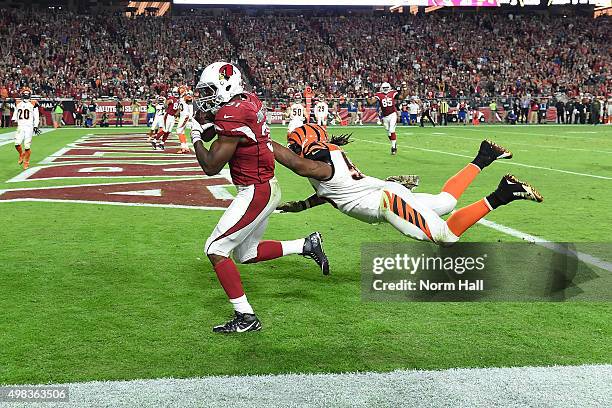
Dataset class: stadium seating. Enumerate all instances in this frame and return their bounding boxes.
[0,9,609,101]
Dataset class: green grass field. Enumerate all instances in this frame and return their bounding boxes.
[0,123,610,385]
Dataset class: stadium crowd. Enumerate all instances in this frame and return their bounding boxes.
[0,9,610,103]
[0,9,231,100]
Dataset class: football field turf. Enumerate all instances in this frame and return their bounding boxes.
[0,123,610,385]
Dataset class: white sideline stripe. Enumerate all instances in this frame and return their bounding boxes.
[353,137,612,180]
[478,219,612,273]
[0,198,229,211]
[418,133,612,155]
[459,127,612,141]
[0,128,55,147]
[7,365,610,408]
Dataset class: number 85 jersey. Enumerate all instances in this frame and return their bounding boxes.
[374,90,399,117]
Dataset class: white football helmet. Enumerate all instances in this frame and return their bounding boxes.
[380,82,392,93]
[195,62,244,113]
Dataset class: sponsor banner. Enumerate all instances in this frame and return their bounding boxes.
[92,101,149,125]
[361,242,611,302]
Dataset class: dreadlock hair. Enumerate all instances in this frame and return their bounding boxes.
[329,133,353,146]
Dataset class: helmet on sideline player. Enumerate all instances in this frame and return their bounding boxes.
[195,62,244,114]
[20,87,32,101]
[380,82,391,93]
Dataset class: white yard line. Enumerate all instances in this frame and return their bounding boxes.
[415,133,612,155]
[354,137,612,180]
[458,126,611,141]
[477,219,612,273]
[5,364,610,408]
[0,128,55,147]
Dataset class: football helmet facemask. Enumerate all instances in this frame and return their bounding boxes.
[195,62,244,114]
[21,87,32,101]
[380,82,391,93]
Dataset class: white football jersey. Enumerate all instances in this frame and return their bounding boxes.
[179,99,194,119]
[315,102,328,116]
[155,102,166,116]
[12,100,39,128]
[289,103,305,120]
[309,149,385,222]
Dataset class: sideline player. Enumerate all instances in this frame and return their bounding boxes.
[314,95,328,127]
[12,88,41,169]
[148,96,166,143]
[368,83,409,155]
[152,87,180,150]
[192,62,329,333]
[287,93,305,134]
[175,87,194,154]
[273,125,543,246]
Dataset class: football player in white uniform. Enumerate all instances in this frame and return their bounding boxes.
[12,88,40,169]
[287,93,305,134]
[314,95,329,127]
[147,96,166,142]
[273,125,543,246]
[175,87,194,154]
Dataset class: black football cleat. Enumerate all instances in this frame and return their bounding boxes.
[302,232,330,275]
[495,174,544,204]
[150,141,157,150]
[158,142,165,151]
[213,311,261,334]
[391,147,397,155]
[472,140,512,169]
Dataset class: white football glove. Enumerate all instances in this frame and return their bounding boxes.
[190,119,214,145]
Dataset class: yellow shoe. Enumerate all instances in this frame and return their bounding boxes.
[23,161,29,170]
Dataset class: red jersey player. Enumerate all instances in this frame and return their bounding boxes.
[191,62,329,333]
[152,87,180,150]
[369,82,409,155]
